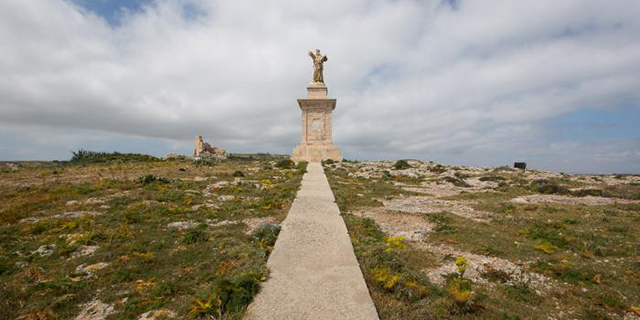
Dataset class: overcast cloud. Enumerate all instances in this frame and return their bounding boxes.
[1,0,639,173]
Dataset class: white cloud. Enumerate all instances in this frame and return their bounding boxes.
[0,0,639,173]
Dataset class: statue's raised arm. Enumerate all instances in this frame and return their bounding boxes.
[309,49,327,84]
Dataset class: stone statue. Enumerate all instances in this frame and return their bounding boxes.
[308,49,328,84]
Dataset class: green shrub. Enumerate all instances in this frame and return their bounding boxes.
[530,179,569,195]
[183,226,209,244]
[138,174,170,185]
[275,159,295,169]
[190,272,263,317]
[442,176,471,188]
[194,157,217,167]
[296,161,308,174]
[429,164,446,174]
[504,283,541,304]
[252,223,281,247]
[322,159,335,166]
[454,172,470,179]
[527,221,568,247]
[571,189,604,197]
[232,170,245,177]
[393,160,411,170]
[71,149,158,163]
[428,213,455,233]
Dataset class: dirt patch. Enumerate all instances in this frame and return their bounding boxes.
[510,194,639,206]
[383,196,489,221]
[242,216,278,235]
[352,207,432,242]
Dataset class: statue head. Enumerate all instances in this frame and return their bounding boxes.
[315,49,321,55]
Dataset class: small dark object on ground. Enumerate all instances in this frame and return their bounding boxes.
[233,170,245,177]
[393,160,411,170]
[443,176,471,188]
[479,176,506,182]
[514,162,527,170]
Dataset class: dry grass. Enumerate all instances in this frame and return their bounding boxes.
[0,156,305,320]
[325,161,640,320]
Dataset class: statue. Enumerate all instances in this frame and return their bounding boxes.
[308,49,328,84]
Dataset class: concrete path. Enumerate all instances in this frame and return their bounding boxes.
[245,163,379,320]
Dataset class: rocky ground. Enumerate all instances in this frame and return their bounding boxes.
[0,155,306,320]
[325,159,640,320]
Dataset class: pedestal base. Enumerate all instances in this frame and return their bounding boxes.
[291,143,341,163]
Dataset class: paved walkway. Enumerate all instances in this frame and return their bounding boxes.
[245,163,379,320]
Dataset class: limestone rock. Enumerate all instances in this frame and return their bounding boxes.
[167,220,199,230]
[163,153,185,160]
[74,299,114,320]
[72,245,99,258]
[33,244,57,257]
[193,135,227,159]
[138,309,176,320]
[76,262,109,275]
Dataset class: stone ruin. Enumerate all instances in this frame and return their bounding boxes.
[193,135,227,160]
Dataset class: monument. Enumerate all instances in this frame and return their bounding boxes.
[291,49,342,162]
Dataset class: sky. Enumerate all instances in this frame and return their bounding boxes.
[1,0,639,174]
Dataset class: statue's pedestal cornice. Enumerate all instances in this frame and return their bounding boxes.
[306,83,328,99]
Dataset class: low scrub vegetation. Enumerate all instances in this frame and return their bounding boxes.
[0,155,304,319]
[71,149,159,164]
[326,161,640,320]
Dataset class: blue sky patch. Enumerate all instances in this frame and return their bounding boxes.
[71,0,154,26]
[552,106,640,141]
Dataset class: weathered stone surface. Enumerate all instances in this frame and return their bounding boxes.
[72,245,99,258]
[291,85,341,163]
[193,135,227,159]
[245,163,378,320]
[76,262,109,275]
[74,299,114,320]
[162,153,184,160]
[33,244,57,257]
[138,309,176,320]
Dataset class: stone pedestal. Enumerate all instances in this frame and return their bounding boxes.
[291,83,341,163]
